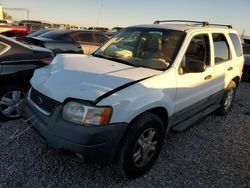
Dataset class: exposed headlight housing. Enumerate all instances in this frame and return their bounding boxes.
[62,101,112,126]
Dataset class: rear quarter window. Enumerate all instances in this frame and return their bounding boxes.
[229,33,243,57]
[94,34,108,44]
[73,32,94,43]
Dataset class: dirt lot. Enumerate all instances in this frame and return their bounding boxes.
[1,83,250,188]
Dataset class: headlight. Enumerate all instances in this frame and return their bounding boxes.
[62,101,112,126]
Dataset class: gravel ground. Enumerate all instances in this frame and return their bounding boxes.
[1,83,250,188]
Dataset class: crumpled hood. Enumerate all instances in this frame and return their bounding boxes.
[31,54,162,102]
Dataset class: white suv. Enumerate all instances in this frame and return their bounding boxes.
[22,20,244,178]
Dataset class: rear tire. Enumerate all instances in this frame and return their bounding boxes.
[115,112,165,179]
[216,81,237,115]
[0,85,27,121]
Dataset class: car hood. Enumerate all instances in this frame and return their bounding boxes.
[31,54,162,103]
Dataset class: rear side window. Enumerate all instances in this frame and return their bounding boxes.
[212,33,231,64]
[229,33,243,57]
[94,34,108,44]
[0,42,10,55]
[74,32,94,43]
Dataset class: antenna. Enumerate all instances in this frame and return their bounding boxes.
[96,1,104,27]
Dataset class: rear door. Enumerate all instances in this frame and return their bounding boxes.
[212,33,235,92]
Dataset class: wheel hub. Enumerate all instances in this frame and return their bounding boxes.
[0,90,26,118]
[133,128,158,168]
[224,89,234,110]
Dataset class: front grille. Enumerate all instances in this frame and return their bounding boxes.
[30,88,59,114]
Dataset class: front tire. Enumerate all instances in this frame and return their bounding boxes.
[216,81,237,115]
[115,112,165,179]
[0,85,27,121]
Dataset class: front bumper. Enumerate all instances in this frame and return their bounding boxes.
[22,98,128,163]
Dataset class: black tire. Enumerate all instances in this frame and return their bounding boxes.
[216,81,237,115]
[0,85,27,121]
[115,112,165,179]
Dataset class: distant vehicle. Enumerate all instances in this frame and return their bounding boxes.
[111,27,123,32]
[16,28,56,43]
[0,20,8,24]
[243,44,250,55]
[0,23,29,37]
[106,27,124,37]
[243,37,250,55]
[69,25,79,30]
[18,29,109,55]
[26,28,56,37]
[242,55,250,82]
[0,35,54,120]
[88,27,109,31]
[17,20,52,34]
[243,37,250,45]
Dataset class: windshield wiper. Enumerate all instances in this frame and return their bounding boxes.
[92,54,138,67]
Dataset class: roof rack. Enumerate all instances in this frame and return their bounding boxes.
[153,20,232,29]
[207,23,232,29]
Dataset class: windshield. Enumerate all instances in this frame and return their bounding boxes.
[94,27,185,70]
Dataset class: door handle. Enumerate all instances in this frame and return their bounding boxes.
[204,75,212,80]
[227,67,233,71]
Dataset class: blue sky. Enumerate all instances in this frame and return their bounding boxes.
[1,0,250,35]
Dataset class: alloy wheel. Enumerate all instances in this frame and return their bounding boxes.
[224,89,234,110]
[133,128,159,168]
[0,90,26,118]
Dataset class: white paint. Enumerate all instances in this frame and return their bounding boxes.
[31,54,162,103]
[30,25,244,124]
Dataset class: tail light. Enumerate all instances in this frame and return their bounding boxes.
[40,57,54,64]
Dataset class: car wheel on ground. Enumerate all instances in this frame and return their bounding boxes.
[217,81,237,115]
[115,112,165,179]
[0,85,26,121]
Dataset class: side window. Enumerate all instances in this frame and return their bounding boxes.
[76,32,94,43]
[95,34,108,44]
[212,33,231,64]
[60,34,74,42]
[229,33,243,57]
[0,42,10,55]
[183,34,210,68]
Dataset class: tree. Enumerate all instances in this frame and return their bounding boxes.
[3,11,12,21]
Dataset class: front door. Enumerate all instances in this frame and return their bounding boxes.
[174,33,215,124]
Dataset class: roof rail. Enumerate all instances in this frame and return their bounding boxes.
[153,20,232,29]
[207,24,232,29]
[153,20,209,26]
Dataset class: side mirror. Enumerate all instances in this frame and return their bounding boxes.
[184,60,206,73]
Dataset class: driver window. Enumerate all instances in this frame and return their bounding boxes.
[182,34,210,70]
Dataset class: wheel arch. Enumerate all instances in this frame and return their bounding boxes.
[112,106,169,162]
[232,76,240,86]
